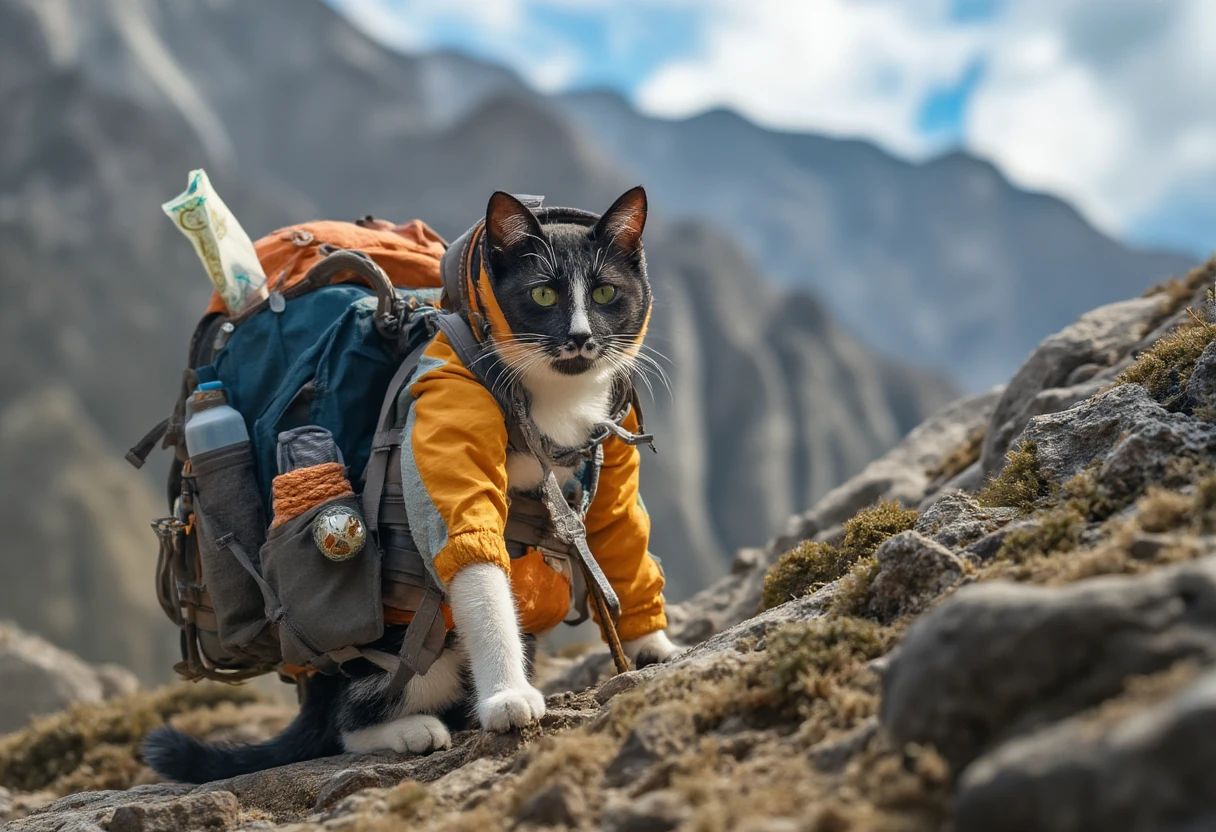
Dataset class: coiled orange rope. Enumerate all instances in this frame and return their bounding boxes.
[271,462,353,528]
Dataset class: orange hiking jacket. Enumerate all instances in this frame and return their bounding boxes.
[399,330,667,643]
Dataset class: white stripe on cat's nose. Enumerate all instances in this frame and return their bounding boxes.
[569,274,592,339]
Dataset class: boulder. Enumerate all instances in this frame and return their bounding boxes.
[882,557,1216,771]
[956,667,1216,832]
[864,531,967,622]
[980,296,1168,476]
[1020,384,1216,491]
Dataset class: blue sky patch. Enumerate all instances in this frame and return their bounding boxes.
[916,58,985,144]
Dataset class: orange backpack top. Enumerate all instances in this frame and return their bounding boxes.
[203,218,448,317]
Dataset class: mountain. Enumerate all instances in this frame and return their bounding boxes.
[557,91,1195,390]
[0,0,959,674]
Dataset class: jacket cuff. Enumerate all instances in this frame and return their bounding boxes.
[433,530,512,584]
[614,603,668,643]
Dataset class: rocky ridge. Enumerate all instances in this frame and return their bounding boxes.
[6,253,1216,829]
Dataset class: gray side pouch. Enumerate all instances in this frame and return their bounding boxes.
[189,442,280,664]
[260,494,384,668]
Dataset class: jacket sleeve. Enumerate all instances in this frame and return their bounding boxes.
[584,408,667,642]
[400,332,512,585]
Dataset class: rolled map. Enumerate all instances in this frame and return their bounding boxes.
[162,169,268,314]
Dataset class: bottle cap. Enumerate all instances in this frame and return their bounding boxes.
[198,381,223,391]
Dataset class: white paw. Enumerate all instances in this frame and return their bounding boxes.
[478,685,546,732]
[623,630,681,669]
[341,714,452,755]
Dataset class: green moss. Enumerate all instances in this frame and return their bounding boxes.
[0,683,260,793]
[841,501,920,560]
[997,504,1086,562]
[762,542,854,610]
[977,441,1051,512]
[761,501,918,611]
[1116,310,1216,402]
[760,618,890,705]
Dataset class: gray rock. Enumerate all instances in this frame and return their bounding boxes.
[312,768,384,811]
[541,649,616,696]
[962,518,1038,561]
[0,787,14,823]
[514,781,585,828]
[1184,339,1216,410]
[865,531,967,622]
[604,705,697,787]
[0,621,137,734]
[882,557,1216,771]
[663,388,1001,653]
[981,296,1167,476]
[601,790,690,832]
[913,492,1017,550]
[108,791,239,832]
[596,671,645,705]
[808,718,879,773]
[956,667,1216,832]
[6,786,194,832]
[1021,384,1216,491]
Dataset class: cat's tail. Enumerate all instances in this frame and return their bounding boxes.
[141,673,342,784]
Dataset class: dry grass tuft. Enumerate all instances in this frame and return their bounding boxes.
[0,683,262,794]
[1136,487,1196,533]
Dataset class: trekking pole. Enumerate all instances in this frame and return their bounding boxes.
[581,561,630,674]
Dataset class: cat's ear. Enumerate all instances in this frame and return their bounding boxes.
[595,186,647,255]
[485,191,544,256]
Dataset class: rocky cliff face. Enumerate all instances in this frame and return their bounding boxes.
[6,248,1216,829]
[0,0,959,678]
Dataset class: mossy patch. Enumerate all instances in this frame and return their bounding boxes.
[1116,308,1216,403]
[762,502,918,611]
[762,542,854,610]
[977,441,1051,512]
[0,683,262,794]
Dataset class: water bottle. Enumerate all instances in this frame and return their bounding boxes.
[185,381,248,457]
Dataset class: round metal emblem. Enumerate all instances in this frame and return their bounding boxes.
[311,504,366,562]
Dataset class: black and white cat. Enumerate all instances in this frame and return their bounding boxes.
[143,187,678,783]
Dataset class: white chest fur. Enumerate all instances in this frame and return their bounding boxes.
[505,363,615,493]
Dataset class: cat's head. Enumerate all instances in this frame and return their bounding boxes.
[482,186,651,380]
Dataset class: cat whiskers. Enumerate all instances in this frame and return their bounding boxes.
[601,336,673,402]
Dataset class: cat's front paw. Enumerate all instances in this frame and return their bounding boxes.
[478,685,546,732]
[624,630,682,669]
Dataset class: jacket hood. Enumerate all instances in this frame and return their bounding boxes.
[439,204,650,347]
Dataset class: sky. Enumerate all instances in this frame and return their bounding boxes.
[325,0,1216,260]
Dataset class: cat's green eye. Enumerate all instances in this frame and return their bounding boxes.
[531,286,558,307]
[592,285,617,304]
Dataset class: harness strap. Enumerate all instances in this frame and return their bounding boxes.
[387,586,446,696]
[362,313,438,533]
[127,417,170,469]
[513,401,630,674]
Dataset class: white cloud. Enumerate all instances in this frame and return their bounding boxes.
[636,0,979,157]
[966,0,1216,239]
[330,0,1216,252]
[634,0,1216,246]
